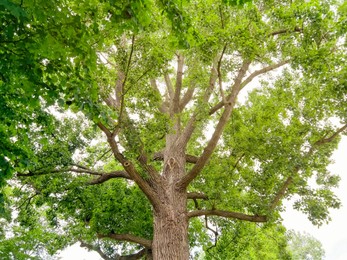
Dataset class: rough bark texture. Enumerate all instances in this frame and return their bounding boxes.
[151,134,189,259]
[152,187,189,260]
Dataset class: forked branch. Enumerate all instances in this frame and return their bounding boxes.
[209,60,289,115]
[97,122,160,208]
[178,60,251,188]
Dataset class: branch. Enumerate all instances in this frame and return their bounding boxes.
[171,54,184,115]
[179,86,195,112]
[80,241,148,260]
[209,60,290,115]
[217,44,228,104]
[188,209,267,223]
[164,73,174,100]
[97,122,160,208]
[178,60,251,188]
[314,123,347,146]
[98,233,152,249]
[205,216,218,251]
[240,60,290,90]
[118,249,149,260]
[150,78,169,114]
[269,176,293,211]
[88,171,132,185]
[187,192,209,200]
[269,26,303,36]
[269,123,347,211]
[17,167,104,177]
[80,241,111,260]
[179,57,219,146]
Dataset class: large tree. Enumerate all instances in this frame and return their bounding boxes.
[1,0,347,259]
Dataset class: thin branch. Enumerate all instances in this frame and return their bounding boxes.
[217,44,228,104]
[314,123,347,146]
[88,171,132,185]
[164,73,174,100]
[150,78,169,114]
[188,209,267,223]
[209,60,289,115]
[17,167,103,177]
[269,123,347,211]
[269,26,303,36]
[240,60,290,89]
[179,86,195,112]
[119,34,136,125]
[80,241,111,260]
[179,57,219,146]
[97,233,152,249]
[205,216,219,251]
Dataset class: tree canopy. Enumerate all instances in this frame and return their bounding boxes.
[1,0,347,259]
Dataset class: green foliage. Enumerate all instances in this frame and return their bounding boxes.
[1,0,346,258]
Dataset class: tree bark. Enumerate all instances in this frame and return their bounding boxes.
[152,140,189,260]
[152,186,189,260]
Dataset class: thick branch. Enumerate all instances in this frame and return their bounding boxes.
[188,209,267,223]
[187,192,209,200]
[171,54,184,115]
[97,122,160,208]
[98,233,152,249]
[178,60,251,188]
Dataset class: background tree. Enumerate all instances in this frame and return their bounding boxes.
[287,230,325,260]
[1,0,347,259]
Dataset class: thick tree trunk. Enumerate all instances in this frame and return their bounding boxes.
[152,187,189,260]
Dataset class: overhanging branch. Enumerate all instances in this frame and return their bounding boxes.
[98,233,152,249]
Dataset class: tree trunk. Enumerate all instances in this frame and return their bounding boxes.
[152,184,189,260]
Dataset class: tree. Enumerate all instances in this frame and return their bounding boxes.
[287,230,325,260]
[1,0,347,259]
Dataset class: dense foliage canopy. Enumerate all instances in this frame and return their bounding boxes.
[1,0,347,259]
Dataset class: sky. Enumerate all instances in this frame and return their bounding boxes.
[58,137,347,259]
[282,137,347,260]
